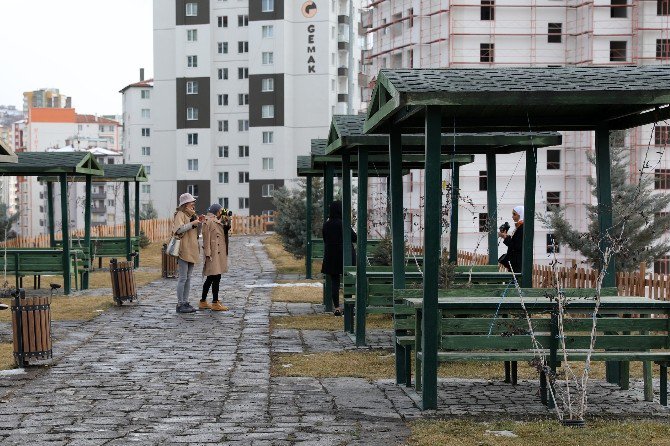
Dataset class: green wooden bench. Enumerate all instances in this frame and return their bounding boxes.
[392,287,620,387]
[398,290,670,409]
[311,238,383,261]
[56,237,140,269]
[0,248,88,292]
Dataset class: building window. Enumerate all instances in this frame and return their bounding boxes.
[262,52,274,65]
[218,94,228,106]
[238,120,249,132]
[478,213,488,232]
[238,93,249,105]
[141,146,151,156]
[262,105,275,119]
[262,184,275,197]
[658,0,669,15]
[218,172,229,184]
[262,25,274,38]
[611,0,628,18]
[238,67,249,79]
[547,234,560,253]
[481,0,494,20]
[262,78,275,92]
[220,197,229,208]
[657,39,670,60]
[142,128,150,137]
[547,191,560,211]
[548,23,562,43]
[239,197,249,209]
[655,256,670,274]
[187,159,199,171]
[218,16,228,27]
[610,41,627,62]
[186,107,198,120]
[238,41,249,53]
[218,68,228,80]
[547,150,561,169]
[141,184,151,193]
[186,80,199,94]
[145,166,151,175]
[238,14,248,26]
[656,126,669,145]
[187,29,198,41]
[218,42,228,54]
[218,120,229,132]
[262,131,274,144]
[480,43,494,62]
[262,0,274,12]
[479,170,487,191]
[187,55,198,67]
[187,184,198,196]
[218,146,229,158]
[186,2,198,16]
[262,157,274,170]
[239,172,249,183]
[141,109,151,118]
[655,169,670,189]
[141,89,150,99]
[187,133,198,145]
[238,145,249,157]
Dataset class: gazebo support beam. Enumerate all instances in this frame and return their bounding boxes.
[134,181,140,268]
[60,174,71,295]
[342,154,352,271]
[47,182,55,248]
[83,176,92,290]
[323,165,335,312]
[521,147,537,289]
[449,164,460,264]
[355,149,369,347]
[305,176,313,279]
[486,153,498,265]
[124,182,131,261]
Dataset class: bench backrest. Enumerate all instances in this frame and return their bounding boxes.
[311,238,384,260]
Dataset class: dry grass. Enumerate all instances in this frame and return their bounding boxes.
[272,351,396,380]
[44,270,159,291]
[271,314,393,331]
[271,286,323,303]
[408,419,670,446]
[261,235,321,275]
[0,295,115,322]
[138,242,164,269]
[0,343,14,370]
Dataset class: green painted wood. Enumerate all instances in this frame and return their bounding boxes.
[124,182,131,261]
[356,148,369,346]
[486,153,498,264]
[323,164,334,312]
[442,317,668,333]
[403,296,670,311]
[421,105,442,409]
[47,181,55,248]
[134,181,140,268]
[390,129,406,290]
[83,176,92,290]
[449,163,460,264]
[342,154,353,272]
[432,351,670,362]
[305,176,313,279]
[454,265,500,272]
[60,173,71,295]
[521,146,536,287]
[441,335,668,350]
[595,126,616,287]
[394,287,620,299]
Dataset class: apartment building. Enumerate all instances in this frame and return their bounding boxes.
[362,0,670,268]
[23,88,71,115]
[141,0,362,218]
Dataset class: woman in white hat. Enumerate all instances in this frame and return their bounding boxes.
[172,193,204,313]
[498,206,524,273]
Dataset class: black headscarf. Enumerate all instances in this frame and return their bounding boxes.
[329,200,343,220]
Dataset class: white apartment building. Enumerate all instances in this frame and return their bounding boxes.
[142,0,362,218]
[363,0,670,269]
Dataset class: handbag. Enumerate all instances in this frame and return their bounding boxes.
[166,235,181,257]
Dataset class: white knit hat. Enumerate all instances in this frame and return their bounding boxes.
[178,193,196,207]
[513,205,525,221]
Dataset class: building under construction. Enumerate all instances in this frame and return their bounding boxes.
[359,0,670,270]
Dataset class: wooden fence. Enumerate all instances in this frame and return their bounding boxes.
[1,214,276,248]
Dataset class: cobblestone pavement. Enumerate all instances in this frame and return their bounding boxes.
[0,235,668,446]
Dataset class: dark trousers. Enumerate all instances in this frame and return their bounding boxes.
[202,274,221,301]
[330,274,341,309]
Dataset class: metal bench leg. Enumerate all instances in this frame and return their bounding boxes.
[643,361,653,402]
[344,304,353,333]
[540,371,547,406]
[33,275,37,290]
[404,346,412,387]
[511,361,518,385]
[504,361,511,383]
[618,361,630,390]
[661,364,668,407]
[395,343,406,385]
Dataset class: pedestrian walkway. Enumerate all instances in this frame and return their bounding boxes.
[0,235,667,445]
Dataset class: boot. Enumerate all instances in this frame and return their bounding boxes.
[211,301,229,312]
[199,300,212,310]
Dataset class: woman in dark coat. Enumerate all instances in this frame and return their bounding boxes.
[321,200,357,316]
[499,206,524,273]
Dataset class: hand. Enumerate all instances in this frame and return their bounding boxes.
[498,231,507,238]
[198,214,205,222]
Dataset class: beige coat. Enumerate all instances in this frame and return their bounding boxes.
[202,213,229,276]
[172,210,200,264]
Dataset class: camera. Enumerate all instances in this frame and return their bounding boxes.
[499,221,510,233]
[221,208,233,217]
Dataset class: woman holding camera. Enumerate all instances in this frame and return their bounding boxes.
[200,203,229,311]
[498,206,524,273]
[172,193,204,313]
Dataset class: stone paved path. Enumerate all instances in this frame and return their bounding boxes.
[0,235,667,445]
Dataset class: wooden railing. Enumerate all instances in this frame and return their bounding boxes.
[1,214,276,248]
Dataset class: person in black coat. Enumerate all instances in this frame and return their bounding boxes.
[321,200,357,316]
[499,206,524,273]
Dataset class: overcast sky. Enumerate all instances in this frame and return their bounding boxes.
[0,0,153,116]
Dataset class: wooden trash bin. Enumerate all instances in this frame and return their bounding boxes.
[161,244,178,279]
[11,289,52,368]
[110,258,137,305]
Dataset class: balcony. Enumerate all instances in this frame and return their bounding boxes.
[92,207,106,215]
[91,192,106,199]
[338,14,349,24]
[338,41,349,51]
[338,94,348,103]
[338,66,348,76]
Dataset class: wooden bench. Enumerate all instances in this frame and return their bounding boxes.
[56,237,140,269]
[0,248,88,292]
[399,291,670,409]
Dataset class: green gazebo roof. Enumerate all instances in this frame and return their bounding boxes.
[0,152,104,176]
[39,163,149,183]
[364,66,670,134]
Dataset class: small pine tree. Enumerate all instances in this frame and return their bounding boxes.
[542,131,670,272]
[272,178,324,259]
[0,203,19,241]
[139,200,158,220]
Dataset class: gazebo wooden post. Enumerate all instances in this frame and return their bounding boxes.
[83,175,92,290]
[323,164,335,312]
[59,173,71,295]
[449,163,460,264]
[124,182,132,262]
[305,176,313,279]
[342,154,353,272]
[134,180,141,268]
[47,181,56,248]
[521,146,537,289]
[486,153,498,265]
[355,149,369,346]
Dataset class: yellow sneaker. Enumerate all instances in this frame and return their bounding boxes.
[211,301,229,312]
[198,301,212,310]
